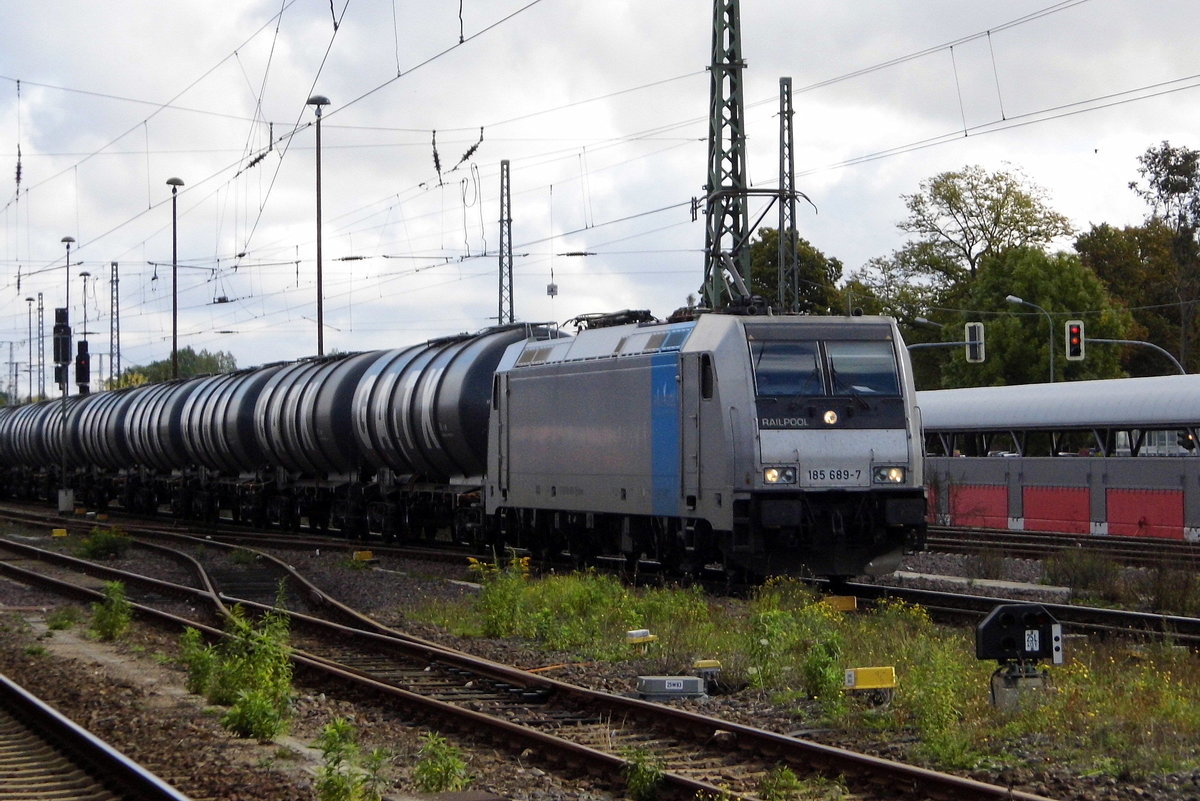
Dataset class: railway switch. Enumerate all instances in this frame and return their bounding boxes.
[976,603,1064,708]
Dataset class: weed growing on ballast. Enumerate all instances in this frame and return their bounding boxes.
[411,731,471,793]
[90,581,132,641]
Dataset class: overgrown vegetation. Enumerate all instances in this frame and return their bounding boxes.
[314,717,391,801]
[1045,550,1200,615]
[90,581,132,641]
[46,606,82,631]
[74,526,132,560]
[411,731,471,793]
[622,747,664,801]
[178,603,294,740]
[415,568,1200,777]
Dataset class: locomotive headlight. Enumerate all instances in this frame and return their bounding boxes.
[872,466,906,484]
[822,410,838,425]
[763,466,797,484]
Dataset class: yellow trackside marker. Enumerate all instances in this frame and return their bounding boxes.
[823,595,858,612]
[51,528,68,538]
[352,551,375,562]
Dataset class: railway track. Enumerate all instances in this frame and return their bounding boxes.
[0,531,1059,801]
[0,672,191,801]
[927,525,1200,568]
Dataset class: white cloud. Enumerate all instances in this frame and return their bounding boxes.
[1,0,1199,394]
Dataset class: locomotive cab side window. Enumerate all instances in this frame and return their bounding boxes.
[750,342,821,396]
[826,341,900,396]
[701,353,715,400]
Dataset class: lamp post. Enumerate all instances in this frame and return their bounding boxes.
[307,94,330,356]
[59,235,74,513]
[1006,294,1054,383]
[167,177,184,379]
[24,296,33,402]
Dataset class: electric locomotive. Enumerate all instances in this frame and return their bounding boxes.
[487,313,926,577]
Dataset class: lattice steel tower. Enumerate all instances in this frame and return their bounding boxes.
[777,77,800,314]
[702,0,751,310]
[498,160,514,325]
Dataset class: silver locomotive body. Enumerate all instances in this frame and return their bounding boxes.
[487,314,926,577]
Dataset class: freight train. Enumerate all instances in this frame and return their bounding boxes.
[0,312,928,578]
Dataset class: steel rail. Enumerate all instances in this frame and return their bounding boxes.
[0,537,1060,801]
[0,672,193,801]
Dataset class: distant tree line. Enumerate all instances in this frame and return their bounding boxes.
[106,346,237,389]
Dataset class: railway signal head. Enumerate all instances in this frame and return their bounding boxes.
[1065,320,1084,361]
[965,322,985,363]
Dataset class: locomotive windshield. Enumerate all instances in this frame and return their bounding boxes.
[750,340,899,397]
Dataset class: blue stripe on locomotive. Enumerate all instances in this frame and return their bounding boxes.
[650,352,680,516]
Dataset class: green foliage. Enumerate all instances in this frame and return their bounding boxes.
[74,526,132,560]
[314,717,391,801]
[90,581,132,641]
[415,569,1200,775]
[622,747,665,801]
[222,687,289,740]
[182,606,293,739]
[179,626,218,695]
[747,227,842,314]
[899,164,1073,277]
[994,641,1200,777]
[411,732,471,793]
[940,246,1132,388]
[46,606,82,630]
[115,346,237,385]
[472,559,639,655]
[1043,550,1123,602]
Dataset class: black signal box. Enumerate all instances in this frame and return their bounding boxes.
[976,603,1064,664]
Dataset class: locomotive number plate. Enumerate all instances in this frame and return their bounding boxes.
[803,468,864,486]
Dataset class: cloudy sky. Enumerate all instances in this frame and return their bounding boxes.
[2,0,1198,394]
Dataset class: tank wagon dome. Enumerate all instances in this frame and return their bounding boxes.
[180,365,284,474]
[352,324,557,479]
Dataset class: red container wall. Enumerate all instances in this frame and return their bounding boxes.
[950,484,1007,529]
[1107,488,1184,539]
[1023,486,1090,534]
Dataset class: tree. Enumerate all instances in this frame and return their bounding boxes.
[1075,221,1180,376]
[113,346,237,385]
[899,165,1073,278]
[937,247,1132,388]
[746,227,841,314]
[1126,141,1200,370]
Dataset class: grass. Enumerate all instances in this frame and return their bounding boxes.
[74,526,132,560]
[413,567,1200,777]
[178,604,294,740]
[90,581,132,641]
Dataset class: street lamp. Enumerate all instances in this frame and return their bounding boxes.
[307,94,330,356]
[167,177,184,379]
[24,296,33,402]
[1006,294,1054,383]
